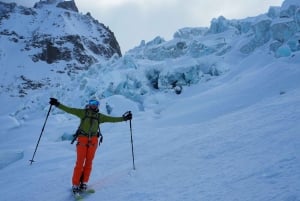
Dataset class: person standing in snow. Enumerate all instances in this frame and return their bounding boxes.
[49,98,132,195]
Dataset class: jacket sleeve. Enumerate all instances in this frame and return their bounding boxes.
[99,113,124,123]
[57,103,85,118]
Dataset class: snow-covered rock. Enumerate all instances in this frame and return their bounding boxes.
[0,0,121,98]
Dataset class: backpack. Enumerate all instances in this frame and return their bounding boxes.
[71,108,103,145]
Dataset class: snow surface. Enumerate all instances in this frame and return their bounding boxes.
[1,53,300,201]
[1,0,300,201]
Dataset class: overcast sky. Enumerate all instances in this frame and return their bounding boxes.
[2,0,284,53]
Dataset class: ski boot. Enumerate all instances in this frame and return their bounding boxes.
[80,182,95,194]
[79,183,87,192]
[72,185,82,200]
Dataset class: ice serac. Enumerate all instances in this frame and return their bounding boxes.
[239,0,300,56]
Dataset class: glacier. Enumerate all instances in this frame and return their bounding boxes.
[0,0,300,201]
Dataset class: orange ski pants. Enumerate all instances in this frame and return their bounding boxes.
[72,136,98,186]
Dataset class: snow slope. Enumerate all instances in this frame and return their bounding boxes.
[0,51,299,201]
[0,0,300,201]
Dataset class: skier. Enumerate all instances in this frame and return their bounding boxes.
[49,98,132,196]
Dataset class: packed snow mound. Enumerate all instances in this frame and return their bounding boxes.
[0,150,24,170]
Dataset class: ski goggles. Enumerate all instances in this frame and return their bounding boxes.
[88,99,99,107]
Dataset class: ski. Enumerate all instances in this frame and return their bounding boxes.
[85,188,95,194]
[73,189,95,200]
[73,193,83,201]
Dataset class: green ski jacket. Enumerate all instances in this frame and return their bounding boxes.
[57,103,124,136]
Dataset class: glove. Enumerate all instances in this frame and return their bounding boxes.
[122,111,132,121]
[49,98,60,106]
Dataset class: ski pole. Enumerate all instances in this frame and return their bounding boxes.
[29,104,52,165]
[129,114,136,170]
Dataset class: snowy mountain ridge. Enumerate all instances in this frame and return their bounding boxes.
[0,0,121,99]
